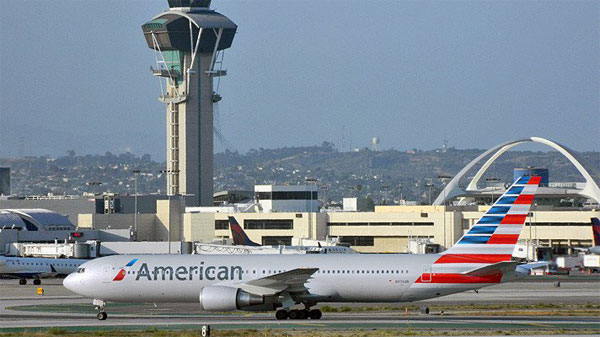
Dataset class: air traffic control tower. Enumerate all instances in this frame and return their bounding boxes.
[142,0,237,206]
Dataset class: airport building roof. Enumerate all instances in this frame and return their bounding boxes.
[0,209,74,231]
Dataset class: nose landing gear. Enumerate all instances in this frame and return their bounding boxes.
[97,312,107,320]
[93,299,107,320]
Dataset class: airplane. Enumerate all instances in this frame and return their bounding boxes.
[228,216,356,254]
[574,218,600,255]
[64,176,541,321]
[229,216,260,246]
[591,218,600,255]
[0,256,87,285]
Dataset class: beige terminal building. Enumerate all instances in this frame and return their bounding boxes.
[75,189,599,255]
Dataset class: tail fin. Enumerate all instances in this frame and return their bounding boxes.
[440,176,541,263]
[592,218,600,246]
[229,216,261,246]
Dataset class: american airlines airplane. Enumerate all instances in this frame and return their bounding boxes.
[64,176,541,321]
[0,256,87,285]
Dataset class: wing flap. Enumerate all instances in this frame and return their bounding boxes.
[237,268,319,296]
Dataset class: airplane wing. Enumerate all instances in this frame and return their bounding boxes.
[236,268,319,296]
[461,261,519,277]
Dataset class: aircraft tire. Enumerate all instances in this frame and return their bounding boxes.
[97,312,107,320]
[309,309,322,319]
[19,279,27,285]
[288,310,299,320]
[421,306,429,315]
[275,310,288,320]
[297,310,307,319]
[33,279,41,285]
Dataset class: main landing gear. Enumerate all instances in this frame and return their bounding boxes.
[93,299,107,320]
[18,278,41,285]
[275,308,322,320]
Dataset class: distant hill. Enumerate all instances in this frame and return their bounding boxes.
[1,143,598,205]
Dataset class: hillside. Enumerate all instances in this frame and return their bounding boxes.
[1,143,598,205]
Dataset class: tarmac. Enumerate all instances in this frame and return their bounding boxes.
[0,276,598,334]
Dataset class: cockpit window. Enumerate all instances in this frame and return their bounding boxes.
[76,268,85,273]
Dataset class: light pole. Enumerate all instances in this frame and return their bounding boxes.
[306,177,318,240]
[425,183,434,205]
[160,169,180,254]
[179,193,194,254]
[86,181,102,230]
[132,170,141,240]
[397,184,403,204]
[381,185,389,205]
[438,175,452,250]
[486,177,500,203]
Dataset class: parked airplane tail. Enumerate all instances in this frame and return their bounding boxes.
[440,175,542,264]
[592,218,600,247]
[229,216,261,246]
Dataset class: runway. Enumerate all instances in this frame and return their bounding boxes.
[0,278,598,333]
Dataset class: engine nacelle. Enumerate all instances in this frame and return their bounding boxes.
[199,286,264,311]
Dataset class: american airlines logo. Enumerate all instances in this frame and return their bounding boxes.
[114,261,245,282]
[113,258,138,281]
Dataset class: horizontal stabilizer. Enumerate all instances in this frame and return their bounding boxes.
[515,261,552,275]
[461,261,518,277]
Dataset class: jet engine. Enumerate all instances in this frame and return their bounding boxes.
[199,286,264,311]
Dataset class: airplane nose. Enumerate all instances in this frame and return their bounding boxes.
[63,273,78,292]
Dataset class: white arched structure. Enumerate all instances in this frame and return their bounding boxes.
[433,137,600,205]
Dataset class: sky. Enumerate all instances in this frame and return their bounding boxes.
[0,0,598,160]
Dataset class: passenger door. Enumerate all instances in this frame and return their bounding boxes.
[421,265,432,283]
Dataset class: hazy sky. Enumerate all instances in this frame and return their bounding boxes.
[0,0,598,159]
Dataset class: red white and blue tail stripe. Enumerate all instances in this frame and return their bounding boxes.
[440,175,541,263]
[413,176,541,288]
